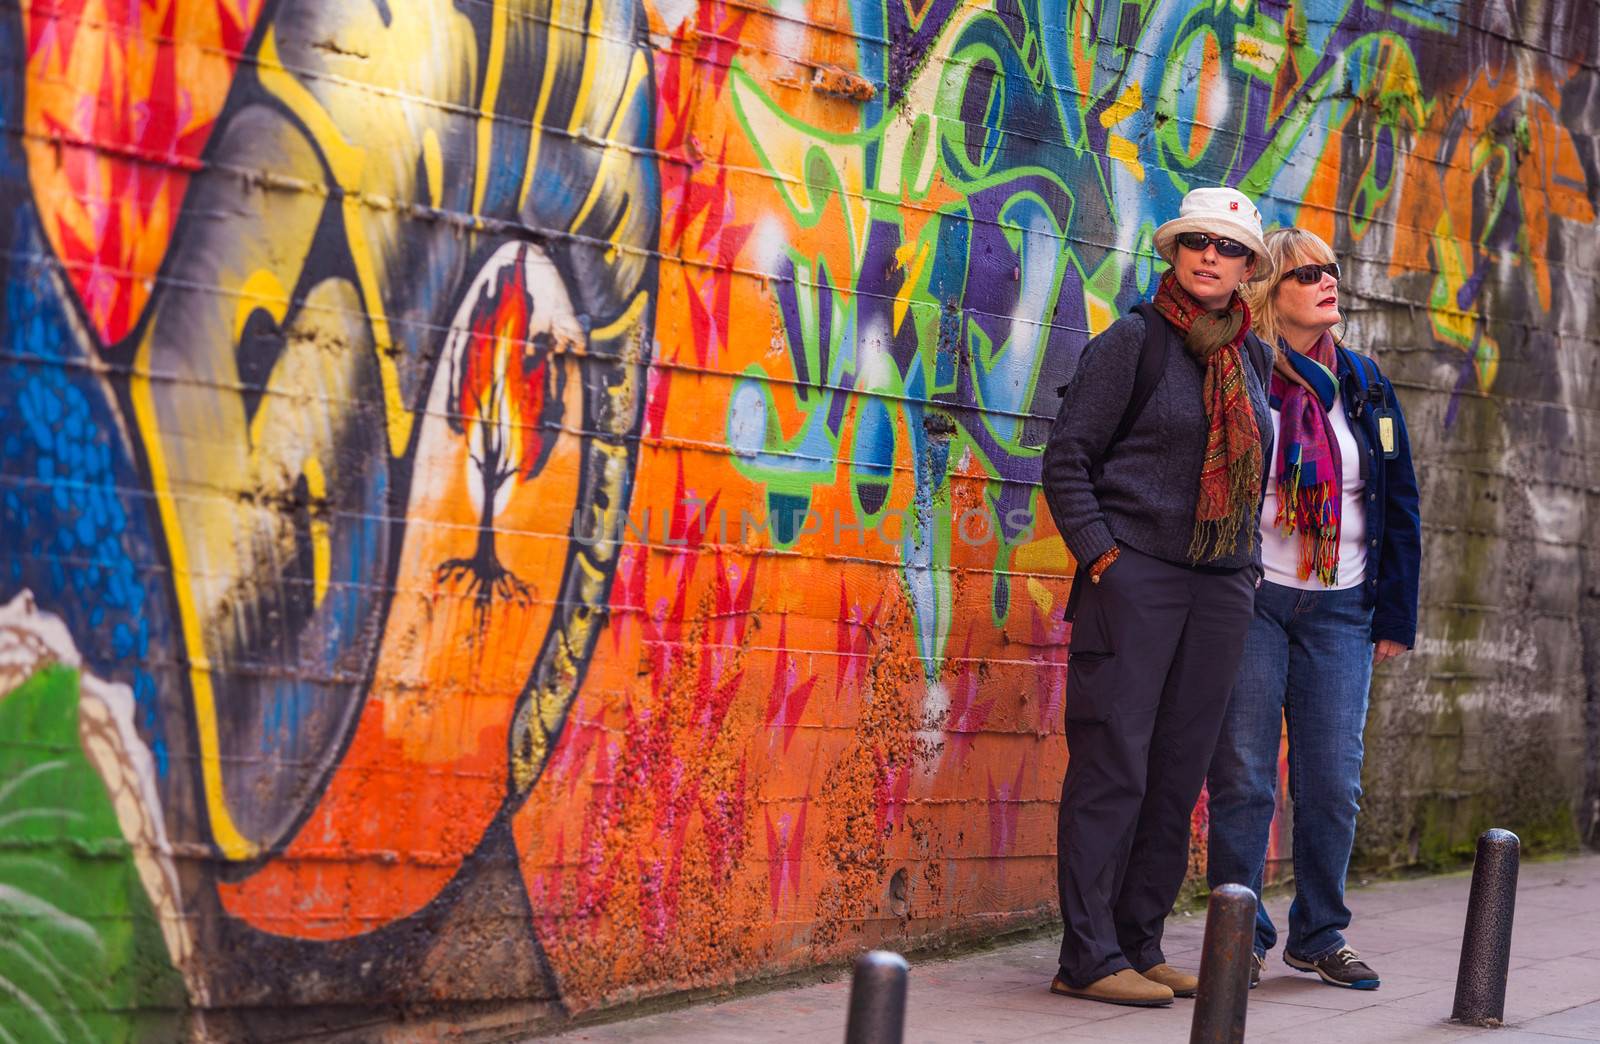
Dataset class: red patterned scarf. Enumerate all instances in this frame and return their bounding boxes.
[1152,271,1263,562]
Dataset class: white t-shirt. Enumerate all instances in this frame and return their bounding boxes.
[1261,391,1367,590]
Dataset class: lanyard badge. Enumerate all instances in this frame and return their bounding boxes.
[1345,348,1399,459]
[1374,407,1399,458]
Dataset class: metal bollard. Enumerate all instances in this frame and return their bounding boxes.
[1452,828,1520,1026]
[1190,884,1255,1044]
[844,950,908,1044]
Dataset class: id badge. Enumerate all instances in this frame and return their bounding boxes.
[1374,408,1399,459]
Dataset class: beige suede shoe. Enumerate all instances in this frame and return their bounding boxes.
[1051,969,1175,1007]
[1138,962,1198,997]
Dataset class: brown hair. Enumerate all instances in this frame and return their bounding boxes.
[1243,227,1339,346]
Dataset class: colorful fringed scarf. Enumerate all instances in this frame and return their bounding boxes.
[1270,331,1342,586]
[1152,271,1264,562]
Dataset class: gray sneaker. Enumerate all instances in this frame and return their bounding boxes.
[1284,946,1380,990]
[1249,952,1264,989]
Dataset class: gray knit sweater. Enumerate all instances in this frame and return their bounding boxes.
[1042,311,1274,571]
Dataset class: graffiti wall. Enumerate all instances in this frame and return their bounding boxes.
[1,0,1595,1035]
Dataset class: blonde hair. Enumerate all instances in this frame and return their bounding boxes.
[1243,227,1339,346]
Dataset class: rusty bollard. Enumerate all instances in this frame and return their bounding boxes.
[1452,828,1520,1026]
[1190,884,1254,1044]
[844,950,908,1044]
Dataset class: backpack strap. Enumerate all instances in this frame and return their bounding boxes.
[1338,346,1385,405]
[1244,331,1269,389]
[1110,303,1170,464]
[1053,304,1169,481]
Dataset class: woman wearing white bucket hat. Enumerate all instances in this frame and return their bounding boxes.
[1042,185,1275,1007]
[1152,187,1275,287]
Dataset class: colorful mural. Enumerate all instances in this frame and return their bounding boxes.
[1,0,1596,1035]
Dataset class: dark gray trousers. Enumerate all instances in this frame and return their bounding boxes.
[1056,545,1256,987]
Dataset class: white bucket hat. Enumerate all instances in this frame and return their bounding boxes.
[1153,186,1273,282]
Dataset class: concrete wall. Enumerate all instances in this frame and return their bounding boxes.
[1,0,1596,1037]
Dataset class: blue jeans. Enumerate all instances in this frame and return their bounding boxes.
[1205,580,1374,961]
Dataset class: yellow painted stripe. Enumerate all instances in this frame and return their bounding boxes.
[517,6,565,211]
[302,457,331,607]
[566,0,606,138]
[341,196,413,452]
[130,345,258,861]
[893,240,930,334]
[1108,134,1145,182]
[604,192,634,265]
[590,287,649,342]
[566,51,647,237]
[422,127,443,209]
[258,31,363,186]
[1099,81,1142,128]
[232,269,288,344]
[1026,576,1054,615]
[257,28,414,455]
[473,0,509,216]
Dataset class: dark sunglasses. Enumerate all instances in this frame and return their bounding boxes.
[1284,262,1341,284]
[1174,231,1254,258]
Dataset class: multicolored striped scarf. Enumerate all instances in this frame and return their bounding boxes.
[1270,331,1342,586]
[1151,271,1263,563]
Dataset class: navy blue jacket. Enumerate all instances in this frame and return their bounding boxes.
[1333,346,1421,647]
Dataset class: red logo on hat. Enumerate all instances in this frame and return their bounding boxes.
[1230,201,1239,210]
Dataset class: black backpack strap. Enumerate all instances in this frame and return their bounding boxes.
[1111,303,1169,458]
[1066,303,1167,486]
[1336,345,1389,412]
[1244,331,1269,389]
[1054,303,1170,407]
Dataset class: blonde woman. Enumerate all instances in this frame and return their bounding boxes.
[1205,228,1421,990]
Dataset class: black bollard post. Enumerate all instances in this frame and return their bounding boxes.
[844,950,908,1044]
[1452,828,1520,1026]
[1190,884,1255,1044]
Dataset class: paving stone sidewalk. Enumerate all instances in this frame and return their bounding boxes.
[545,852,1600,1042]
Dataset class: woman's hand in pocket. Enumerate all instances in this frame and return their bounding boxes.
[1087,545,1121,584]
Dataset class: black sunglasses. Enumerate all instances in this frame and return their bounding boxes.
[1285,262,1341,284]
[1174,231,1254,258]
